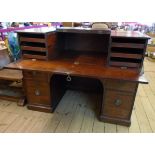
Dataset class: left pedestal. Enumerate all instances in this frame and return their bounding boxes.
[23,70,53,112]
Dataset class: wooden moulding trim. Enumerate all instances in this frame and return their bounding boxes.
[20,37,45,43]
[27,104,53,113]
[99,115,131,126]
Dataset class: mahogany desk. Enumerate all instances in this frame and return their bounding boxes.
[5,28,150,126]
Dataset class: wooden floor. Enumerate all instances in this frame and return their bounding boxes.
[0,58,155,133]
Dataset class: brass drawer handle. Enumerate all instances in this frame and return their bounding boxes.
[120,66,128,69]
[114,99,122,106]
[35,89,40,96]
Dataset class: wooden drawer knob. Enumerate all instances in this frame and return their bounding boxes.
[35,89,40,96]
[114,99,122,106]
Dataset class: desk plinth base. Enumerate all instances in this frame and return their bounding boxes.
[99,115,131,127]
[27,104,53,113]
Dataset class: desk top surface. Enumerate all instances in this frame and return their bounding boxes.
[5,59,147,83]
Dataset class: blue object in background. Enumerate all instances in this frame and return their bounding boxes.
[7,32,21,61]
[52,22,63,27]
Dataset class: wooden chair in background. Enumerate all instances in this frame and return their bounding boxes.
[92,23,109,29]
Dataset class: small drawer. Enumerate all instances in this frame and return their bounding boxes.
[105,79,137,92]
[24,79,51,106]
[102,90,134,119]
[23,70,49,81]
[24,79,50,95]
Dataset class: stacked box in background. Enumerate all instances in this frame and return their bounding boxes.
[147,33,155,59]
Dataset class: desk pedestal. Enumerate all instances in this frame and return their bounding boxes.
[100,79,138,126]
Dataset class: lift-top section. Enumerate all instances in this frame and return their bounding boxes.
[17,27,150,72]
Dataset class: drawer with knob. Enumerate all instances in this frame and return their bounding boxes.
[105,79,137,93]
[101,90,135,119]
[23,79,51,106]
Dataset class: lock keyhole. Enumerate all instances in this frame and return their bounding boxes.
[66,75,71,82]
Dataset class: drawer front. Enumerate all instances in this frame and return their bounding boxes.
[23,70,49,81]
[24,79,51,106]
[102,90,134,119]
[105,79,137,92]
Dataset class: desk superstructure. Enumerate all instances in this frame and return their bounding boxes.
[6,27,150,126]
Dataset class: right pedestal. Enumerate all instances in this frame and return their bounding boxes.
[100,79,138,126]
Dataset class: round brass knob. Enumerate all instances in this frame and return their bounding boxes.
[35,89,40,96]
[114,99,122,106]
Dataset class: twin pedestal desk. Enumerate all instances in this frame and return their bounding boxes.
[6,27,150,126]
